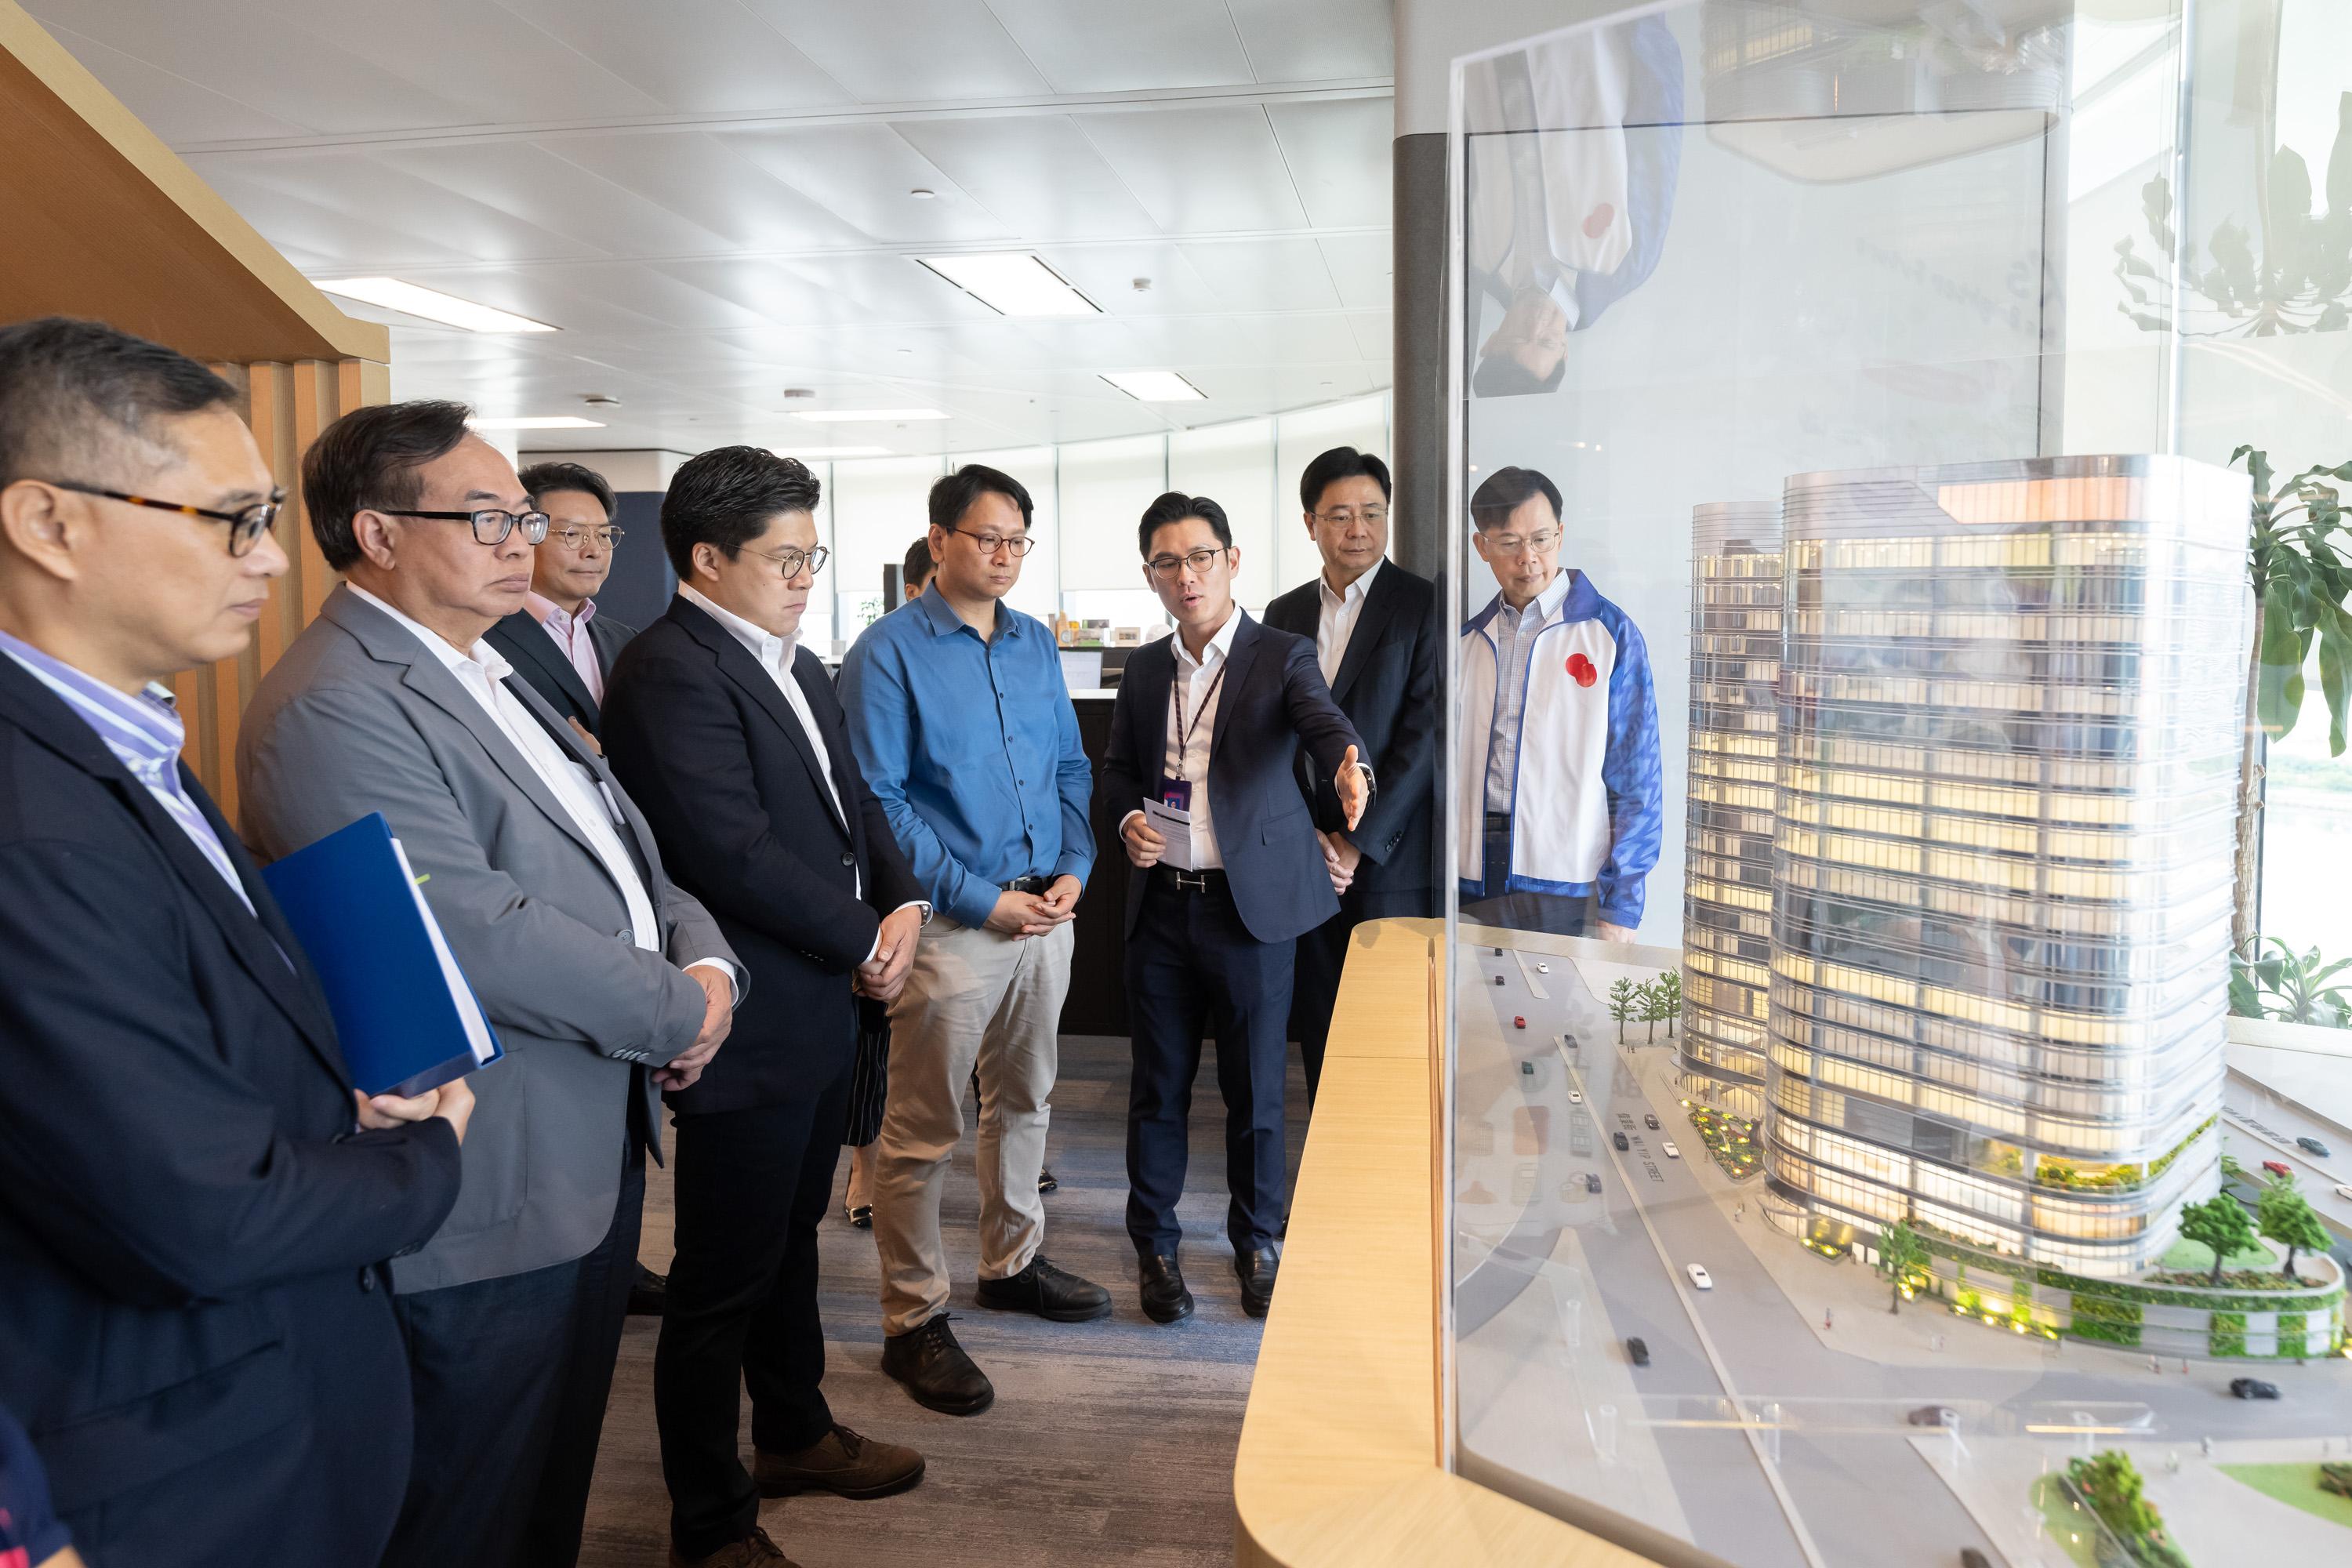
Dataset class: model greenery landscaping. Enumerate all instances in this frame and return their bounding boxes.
[2177,1195,2263,1287]
[2067,1452,2193,1568]
[1875,1220,1930,1314]
[1609,974,1683,1044]
[2257,1176,2333,1276]
[1686,1105,1761,1180]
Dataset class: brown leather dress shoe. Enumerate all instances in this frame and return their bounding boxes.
[753,1423,925,1500]
[667,1525,800,1567]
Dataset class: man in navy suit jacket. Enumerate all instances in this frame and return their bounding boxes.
[1099,492,1367,1326]
[0,318,469,1568]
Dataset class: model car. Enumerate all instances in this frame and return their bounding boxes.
[2263,1160,2293,1179]
[1644,1113,1660,1130]
[1686,1263,1712,1290]
[1536,963,1552,973]
[1613,1131,1630,1151]
[1585,1172,1602,1194]
[1494,975,1504,986]
[1962,1551,1993,1568]
[2298,1136,2332,1157]
[1661,1140,1681,1159]
[1907,1405,1955,1428]
[2336,1184,2352,1201]
[1568,1090,1584,1104]
[2230,1377,2281,1399]
[1519,1060,1534,1076]
[1561,1032,1578,1050]
[1514,1015,1526,1029]
[1626,1336,1650,1367]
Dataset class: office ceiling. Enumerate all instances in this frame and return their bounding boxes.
[25,0,1396,457]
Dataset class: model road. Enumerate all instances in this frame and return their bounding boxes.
[1455,945,2352,1568]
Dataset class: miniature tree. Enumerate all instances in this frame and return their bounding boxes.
[1658,970,1682,1038]
[1637,979,1665,1043]
[2178,1193,2260,1286]
[1877,1220,1929,1315]
[2068,1451,2165,1546]
[1607,978,1635,1043]
[2257,1176,2332,1278]
[2219,1150,2243,1179]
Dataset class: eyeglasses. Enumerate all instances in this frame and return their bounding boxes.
[1482,528,1560,557]
[548,525,625,552]
[745,543,829,579]
[946,527,1035,557]
[45,479,282,557]
[1145,546,1232,581]
[1314,505,1388,528]
[383,507,550,546]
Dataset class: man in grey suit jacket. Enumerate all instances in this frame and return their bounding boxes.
[238,403,742,1568]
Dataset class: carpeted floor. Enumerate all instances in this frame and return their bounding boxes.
[579,1033,1308,1568]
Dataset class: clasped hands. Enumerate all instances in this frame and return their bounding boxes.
[852,903,927,1004]
[982,874,1081,941]
[654,965,739,1091]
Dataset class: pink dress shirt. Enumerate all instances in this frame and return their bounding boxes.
[524,591,604,704]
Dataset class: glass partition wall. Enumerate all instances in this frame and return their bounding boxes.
[1442,6,2349,1566]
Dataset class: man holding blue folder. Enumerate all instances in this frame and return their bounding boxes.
[0,319,471,1568]
[239,401,744,1568]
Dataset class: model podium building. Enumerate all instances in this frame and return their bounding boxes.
[1679,502,1783,1119]
[1755,456,2249,1277]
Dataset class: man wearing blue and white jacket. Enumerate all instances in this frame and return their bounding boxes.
[1460,466,1662,938]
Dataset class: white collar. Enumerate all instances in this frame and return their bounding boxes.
[1319,557,1382,608]
[525,590,594,630]
[348,583,511,681]
[1174,604,1242,672]
[681,583,797,670]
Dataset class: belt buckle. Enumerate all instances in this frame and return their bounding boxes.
[1172,869,1209,892]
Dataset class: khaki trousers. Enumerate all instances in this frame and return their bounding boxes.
[873,916,1073,1336]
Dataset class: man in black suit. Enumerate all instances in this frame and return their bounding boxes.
[1102,492,1368,1325]
[1261,448,1439,1103]
[0,317,470,1568]
[485,459,637,742]
[602,447,928,1568]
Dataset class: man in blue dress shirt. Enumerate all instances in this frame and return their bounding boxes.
[841,464,1107,1417]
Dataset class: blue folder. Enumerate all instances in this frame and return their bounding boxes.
[262,811,503,1098]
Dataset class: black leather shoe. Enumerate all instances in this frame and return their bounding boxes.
[880,1314,994,1416]
[1235,1246,1279,1319]
[628,1264,668,1316]
[975,1256,1112,1322]
[1037,1167,1058,1193]
[1138,1253,1193,1324]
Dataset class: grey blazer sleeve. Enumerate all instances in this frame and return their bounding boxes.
[240,680,709,1067]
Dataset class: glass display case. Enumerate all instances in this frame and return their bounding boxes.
[1439,5,2352,1566]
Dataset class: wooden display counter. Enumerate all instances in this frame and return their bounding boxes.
[1231,917,1652,1567]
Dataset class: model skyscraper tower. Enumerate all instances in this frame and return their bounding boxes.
[1759,456,2248,1277]
[1679,502,1783,1120]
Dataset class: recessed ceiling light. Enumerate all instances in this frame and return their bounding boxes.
[466,416,605,430]
[313,277,557,333]
[794,408,948,423]
[772,445,892,459]
[1100,370,1205,403]
[917,253,1098,318]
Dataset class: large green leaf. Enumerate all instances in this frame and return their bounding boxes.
[2320,601,2351,756]
[2259,589,2306,735]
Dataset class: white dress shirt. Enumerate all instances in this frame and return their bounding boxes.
[1484,567,1577,814]
[349,586,738,997]
[1315,557,1382,687]
[680,585,927,949]
[524,590,604,703]
[1118,606,1243,871]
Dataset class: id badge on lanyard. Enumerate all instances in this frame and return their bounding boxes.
[1159,664,1224,811]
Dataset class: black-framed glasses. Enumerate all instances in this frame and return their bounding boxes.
[1313,505,1388,528]
[745,543,829,579]
[383,507,550,546]
[45,479,282,557]
[549,525,625,552]
[1145,546,1233,581]
[946,526,1035,557]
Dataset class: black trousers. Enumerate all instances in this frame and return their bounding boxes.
[1124,877,1294,1257]
[656,1069,850,1559]
[383,1145,641,1568]
[1289,882,1433,1103]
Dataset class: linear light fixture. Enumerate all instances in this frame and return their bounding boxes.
[313,277,557,333]
[466,416,605,431]
[793,408,949,423]
[771,445,892,459]
[1101,370,1205,402]
[917,252,1098,317]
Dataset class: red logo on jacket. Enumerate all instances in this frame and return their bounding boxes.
[1565,653,1598,688]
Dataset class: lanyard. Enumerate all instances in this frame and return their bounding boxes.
[1167,662,1228,783]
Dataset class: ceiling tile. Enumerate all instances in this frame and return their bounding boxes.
[369,143,739,259]
[267,0,671,126]
[744,1,1051,102]
[188,150,602,267]
[180,160,501,270]
[493,0,854,115]
[1224,0,1395,82]
[982,0,1252,93]
[1267,98,1393,227]
[713,125,1012,244]
[892,114,1163,241]
[1345,309,1393,361]
[26,21,309,143]
[1176,238,1341,312]
[1316,233,1392,310]
[1073,105,1309,233]
[542,133,877,252]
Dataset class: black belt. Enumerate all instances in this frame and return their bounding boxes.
[1484,810,1515,829]
[1000,874,1050,895]
[1152,865,1229,895]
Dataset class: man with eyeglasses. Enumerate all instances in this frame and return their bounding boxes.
[1460,465,1661,941]
[1262,447,1441,1105]
[485,459,637,748]
[1102,492,1370,1324]
[840,463,1105,1417]
[238,401,743,1568]
[0,320,470,1566]
[601,448,930,1568]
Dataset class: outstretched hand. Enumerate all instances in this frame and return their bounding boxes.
[1335,744,1370,830]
